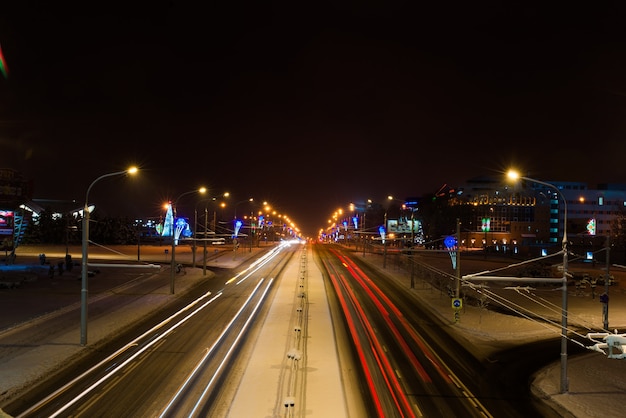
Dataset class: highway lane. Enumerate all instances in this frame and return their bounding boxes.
[11,242,297,417]
[2,241,573,417]
[316,244,491,417]
[353,249,577,418]
[314,244,566,418]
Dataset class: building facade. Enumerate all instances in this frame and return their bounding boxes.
[449,176,626,261]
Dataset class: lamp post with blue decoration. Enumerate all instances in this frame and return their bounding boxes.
[445,220,462,322]
[170,187,206,294]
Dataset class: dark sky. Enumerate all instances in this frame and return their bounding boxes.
[2,3,626,236]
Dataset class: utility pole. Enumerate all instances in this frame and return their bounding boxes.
[383,210,388,269]
[455,219,461,299]
[203,207,208,276]
[362,211,366,257]
[603,235,610,330]
[410,209,415,288]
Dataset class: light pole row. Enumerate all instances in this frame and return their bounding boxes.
[79,178,293,348]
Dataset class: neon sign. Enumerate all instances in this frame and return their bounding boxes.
[481,218,491,232]
[587,218,596,235]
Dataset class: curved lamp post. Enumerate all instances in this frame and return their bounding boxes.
[232,197,253,248]
[362,199,371,257]
[171,187,206,294]
[383,195,396,269]
[193,196,215,269]
[192,192,228,268]
[508,169,569,393]
[81,166,138,346]
[233,197,254,220]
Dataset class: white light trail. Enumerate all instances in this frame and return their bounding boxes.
[159,278,268,416]
[23,291,222,418]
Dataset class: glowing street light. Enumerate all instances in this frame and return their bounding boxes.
[192,192,228,271]
[383,195,395,268]
[232,197,254,220]
[508,169,569,393]
[232,197,253,248]
[81,166,138,346]
[170,187,206,294]
[193,196,213,269]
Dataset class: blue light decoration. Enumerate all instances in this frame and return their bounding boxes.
[352,216,358,230]
[379,225,386,244]
[174,217,191,245]
[444,235,457,249]
[444,235,457,269]
[258,215,265,228]
[342,220,348,230]
[180,219,192,238]
[234,219,243,237]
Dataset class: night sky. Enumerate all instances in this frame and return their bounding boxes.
[1,3,626,237]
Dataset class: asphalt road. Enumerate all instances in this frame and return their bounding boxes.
[0,243,268,415]
[15,247,294,417]
[3,242,625,417]
[321,245,568,417]
[319,245,494,417]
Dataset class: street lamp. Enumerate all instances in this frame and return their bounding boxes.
[170,187,206,294]
[409,206,417,288]
[232,197,253,248]
[233,197,254,220]
[193,202,201,269]
[193,195,217,269]
[192,192,229,270]
[508,169,569,393]
[81,166,138,346]
[207,192,230,234]
[383,195,396,269]
[245,211,256,252]
[258,202,272,246]
[362,199,371,257]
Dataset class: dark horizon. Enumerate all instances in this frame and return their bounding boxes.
[2,4,626,236]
